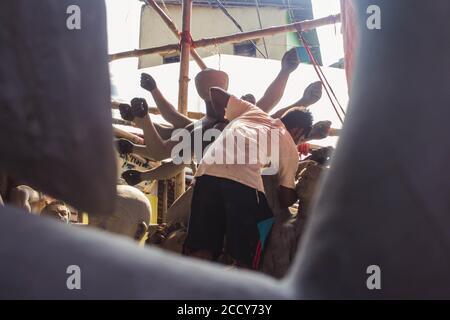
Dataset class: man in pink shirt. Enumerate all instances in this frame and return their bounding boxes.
[185,87,313,269]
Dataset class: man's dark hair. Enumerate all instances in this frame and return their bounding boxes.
[241,94,256,105]
[280,108,313,137]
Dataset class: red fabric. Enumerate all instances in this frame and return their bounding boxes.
[252,241,262,270]
[298,143,310,156]
[179,31,194,47]
[340,0,359,92]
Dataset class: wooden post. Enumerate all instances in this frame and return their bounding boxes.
[174,0,193,199]
[145,0,207,70]
[109,14,340,61]
[162,179,168,223]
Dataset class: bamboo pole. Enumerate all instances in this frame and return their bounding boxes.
[110,43,178,61]
[174,0,193,199]
[145,0,207,70]
[177,0,192,128]
[112,101,204,120]
[161,179,168,223]
[109,14,340,61]
[194,14,341,47]
[147,107,204,120]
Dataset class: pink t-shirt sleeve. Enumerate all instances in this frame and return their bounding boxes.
[225,95,258,121]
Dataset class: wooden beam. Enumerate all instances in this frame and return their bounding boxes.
[112,101,204,121]
[161,179,168,223]
[145,0,207,70]
[174,0,193,199]
[110,43,179,61]
[109,14,340,61]
[177,0,192,118]
[147,107,204,120]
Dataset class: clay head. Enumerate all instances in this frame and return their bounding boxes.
[89,185,151,242]
[41,201,72,223]
[307,121,332,140]
[195,69,229,102]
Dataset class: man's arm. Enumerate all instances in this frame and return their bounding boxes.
[210,87,231,121]
[141,73,193,129]
[276,142,300,208]
[278,185,298,208]
[257,48,300,113]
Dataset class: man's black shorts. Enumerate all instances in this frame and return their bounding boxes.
[185,175,274,269]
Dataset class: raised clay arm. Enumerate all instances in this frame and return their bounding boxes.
[141,73,193,129]
[271,81,323,119]
[257,48,300,113]
[122,161,186,186]
[153,123,177,140]
[134,115,178,161]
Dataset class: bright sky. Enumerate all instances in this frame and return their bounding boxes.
[105,0,141,73]
[105,0,344,69]
[311,0,344,66]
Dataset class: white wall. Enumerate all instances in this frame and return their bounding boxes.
[139,4,288,68]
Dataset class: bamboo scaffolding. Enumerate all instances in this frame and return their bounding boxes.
[112,101,204,120]
[147,107,204,120]
[109,14,340,61]
[161,179,168,223]
[174,0,193,200]
[145,0,207,70]
[177,0,192,129]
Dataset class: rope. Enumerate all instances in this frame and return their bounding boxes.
[179,30,195,47]
[285,3,345,124]
[299,32,346,118]
[300,32,344,124]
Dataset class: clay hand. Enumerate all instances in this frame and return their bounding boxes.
[141,73,157,92]
[281,48,300,74]
[302,81,323,106]
[130,98,149,118]
[307,120,332,140]
[118,103,134,121]
[116,139,134,155]
[122,170,142,186]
